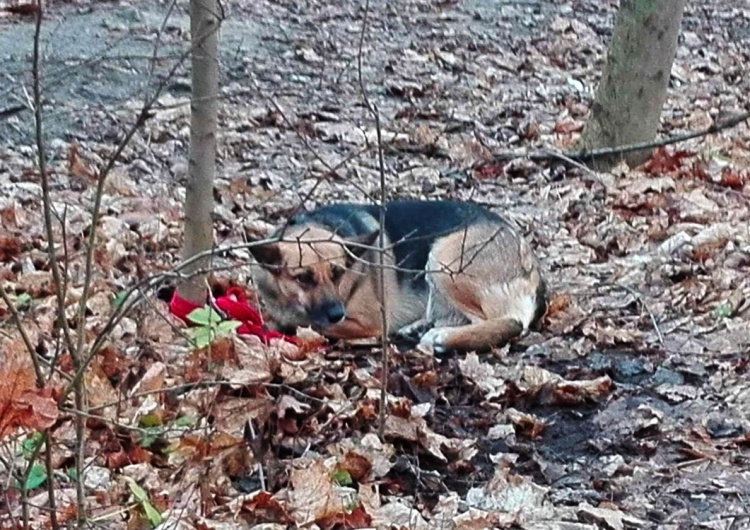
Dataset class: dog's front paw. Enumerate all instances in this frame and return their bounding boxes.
[397,320,434,342]
[419,327,450,354]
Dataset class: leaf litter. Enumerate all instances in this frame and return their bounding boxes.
[1,0,750,528]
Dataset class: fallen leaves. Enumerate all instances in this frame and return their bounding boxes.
[718,167,748,189]
[238,491,293,526]
[553,119,584,135]
[641,147,694,175]
[458,355,613,407]
[577,503,646,530]
[330,434,395,479]
[458,353,506,399]
[465,467,552,523]
[640,146,750,191]
[383,406,477,463]
[505,408,547,440]
[286,458,347,524]
[0,339,58,438]
[1,0,749,528]
[0,235,22,261]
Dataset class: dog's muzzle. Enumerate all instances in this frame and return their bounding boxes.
[310,300,346,327]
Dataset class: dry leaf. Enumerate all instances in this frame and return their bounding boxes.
[0,339,59,438]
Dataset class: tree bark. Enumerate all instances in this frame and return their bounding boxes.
[578,0,687,170]
[177,0,220,304]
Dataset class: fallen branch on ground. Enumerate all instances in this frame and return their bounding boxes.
[481,107,750,167]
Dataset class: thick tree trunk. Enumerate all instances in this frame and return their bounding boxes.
[177,0,220,304]
[578,0,687,170]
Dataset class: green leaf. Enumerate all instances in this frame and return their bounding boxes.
[23,465,47,490]
[142,499,163,527]
[127,478,149,502]
[216,320,242,336]
[332,468,353,486]
[713,303,734,319]
[21,432,44,458]
[139,427,161,448]
[14,293,32,309]
[139,413,163,428]
[125,477,163,528]
[174,415,196,428]
[112,290,129,309]
[187,326,214,348]
[187,307,222,327]
[185,305,241,347]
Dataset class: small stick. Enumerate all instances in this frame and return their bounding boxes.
[479,108,750,166]
[608,283,665,346]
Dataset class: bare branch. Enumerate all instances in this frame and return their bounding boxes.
[0,283,43,385]
[354,0,390,436]
[479,107,750,168]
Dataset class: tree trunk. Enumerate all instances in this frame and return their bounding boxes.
[578,0,687,170]
[177,0,220,305]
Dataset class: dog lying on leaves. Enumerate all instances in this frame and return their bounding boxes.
[249,200,546,353]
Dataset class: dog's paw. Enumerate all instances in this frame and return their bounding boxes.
[397,320,433,342]
[418,327,451,354]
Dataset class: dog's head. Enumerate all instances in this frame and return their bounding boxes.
[249,225,379,334]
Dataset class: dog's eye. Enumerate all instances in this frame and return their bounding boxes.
[331,265,345,283]
[293,270,317,288]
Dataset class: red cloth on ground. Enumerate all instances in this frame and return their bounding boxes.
[169,286,298,345]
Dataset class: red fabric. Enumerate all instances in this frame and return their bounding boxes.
[170,286,298,345]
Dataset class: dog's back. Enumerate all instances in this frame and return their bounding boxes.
[288,200,510,286]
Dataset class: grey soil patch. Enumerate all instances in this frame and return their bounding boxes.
[0,2,267,146]
[0,0,561,148]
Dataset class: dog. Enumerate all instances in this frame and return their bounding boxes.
[249,200,546,353]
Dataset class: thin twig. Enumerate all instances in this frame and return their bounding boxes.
[146,0,179,88]
[0,283,43,385]
[29,5,222,524]
[44,430,59,530]
[607,283,665,346]
[265,96,377,202]
[481,107,750,166]
[30,2,86,524]
[355,0,390,437]
[19,430,45,529]
[374,106,389,438]
[32,0,76,371]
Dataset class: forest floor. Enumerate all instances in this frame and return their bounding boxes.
[1,0,750,528]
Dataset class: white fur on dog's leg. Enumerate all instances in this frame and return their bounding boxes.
[419,327,450,353]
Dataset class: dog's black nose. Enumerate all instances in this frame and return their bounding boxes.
[324,301,346,324]
[312,300,346,326]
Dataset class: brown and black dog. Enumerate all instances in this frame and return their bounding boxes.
[249,200,546,353]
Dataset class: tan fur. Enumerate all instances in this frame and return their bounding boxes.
[251,209,544,353]
[415,223,543,352]
[424,318,524,352]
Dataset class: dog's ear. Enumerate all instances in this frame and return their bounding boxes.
[249,243,283,271]
[344,230,380,260]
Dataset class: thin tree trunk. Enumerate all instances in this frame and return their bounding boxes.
[178,0,220,304]
[578,0,687,169]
